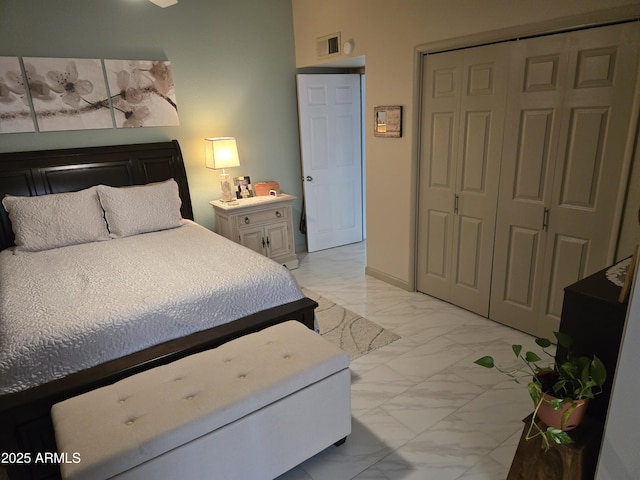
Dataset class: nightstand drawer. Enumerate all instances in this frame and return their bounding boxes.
[237,208,288,227]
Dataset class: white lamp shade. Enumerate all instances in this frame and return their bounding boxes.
[205,137,240,170]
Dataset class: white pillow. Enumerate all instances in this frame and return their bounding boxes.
[97,179,183,238]
[2,187,110,253]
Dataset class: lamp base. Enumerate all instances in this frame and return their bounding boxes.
[219,171,235,202]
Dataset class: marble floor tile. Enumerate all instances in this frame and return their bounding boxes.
[384,336,476,382]
[489,430,522,469]
[297,417,410,480]
[452,386,532,444]
[352,465,391,479]
[457,455,510,480]
[350,364,416,416]
[288,241,533,480]
[380,372,486,435]
[374,417,498,480]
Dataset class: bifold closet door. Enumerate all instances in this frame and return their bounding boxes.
[416,43,509,316]
[490,23,640,338]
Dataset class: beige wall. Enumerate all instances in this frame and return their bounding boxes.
[292,0,640,290]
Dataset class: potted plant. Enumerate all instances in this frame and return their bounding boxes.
[474,331,606,451]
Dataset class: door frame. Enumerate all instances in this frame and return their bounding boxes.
[412,12,640,292]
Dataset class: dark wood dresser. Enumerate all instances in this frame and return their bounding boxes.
[556,262,629,423]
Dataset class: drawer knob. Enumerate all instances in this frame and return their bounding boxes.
[244,217,250,224]
[275,211,282,218]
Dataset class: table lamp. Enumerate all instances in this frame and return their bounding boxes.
[205,137,240,202]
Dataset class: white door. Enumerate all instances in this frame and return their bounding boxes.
[417,43,509,316]
[296,74,363,252]
[490,22,640,338]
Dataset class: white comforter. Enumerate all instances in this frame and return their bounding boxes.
[0,221,304,394]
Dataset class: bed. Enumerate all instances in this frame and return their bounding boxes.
[0,140,316,480]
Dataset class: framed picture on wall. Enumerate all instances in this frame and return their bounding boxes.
[374,105,402,138]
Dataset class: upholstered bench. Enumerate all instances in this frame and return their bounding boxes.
[51,321,351,480]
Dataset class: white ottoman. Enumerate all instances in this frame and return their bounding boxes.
[51,321,351,480]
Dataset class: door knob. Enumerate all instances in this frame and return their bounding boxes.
[306,176,313,181]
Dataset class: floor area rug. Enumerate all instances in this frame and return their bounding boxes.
[302,287,400,359]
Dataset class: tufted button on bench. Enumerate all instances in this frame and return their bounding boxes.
[51,321,351,480]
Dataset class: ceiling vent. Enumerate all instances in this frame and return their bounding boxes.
[317,33,341,59]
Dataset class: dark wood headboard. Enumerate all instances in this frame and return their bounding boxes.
[0,140,194,251]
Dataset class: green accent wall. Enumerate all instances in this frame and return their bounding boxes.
[0,0,305,244]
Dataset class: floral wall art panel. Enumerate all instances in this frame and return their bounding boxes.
[23,57,113,132]
[104,60,179,128]
[0,56,36,133]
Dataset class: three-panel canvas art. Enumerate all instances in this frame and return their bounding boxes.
[0,56,179,133]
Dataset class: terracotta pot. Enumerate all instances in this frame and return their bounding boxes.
[535,393,589,431]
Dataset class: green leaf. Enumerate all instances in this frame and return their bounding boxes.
[512,344,522,357]
[546,427,574,445]
[561,401,581,429]
[525,351,542,363]
[535,337,551,348]
[552,377,567,396]
[554,331,573,349]
[591,355,607,386]
[580,361,592,385]
[474,356,494,368]
[528,381,542,404]
[548,398,563,410]
[559,362,578,381]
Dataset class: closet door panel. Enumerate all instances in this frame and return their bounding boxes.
[538,23,640,337]
[455,214,482,289]
[417,52,463,298]
[559,107,607,208]
[430,113,456,188]
[426,209,450,278]
[513,110,555,202]
[451,44,510,315]
[545,234,589,317]
[503,226,541,309]
[460,112,491,192]
[489,35,567,332]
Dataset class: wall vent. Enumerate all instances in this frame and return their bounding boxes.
[317,33,341,58]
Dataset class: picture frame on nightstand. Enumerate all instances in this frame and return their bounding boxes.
[234,176,252,199]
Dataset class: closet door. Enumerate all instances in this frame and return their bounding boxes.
[490,23,640,338]
[417,50,462,303]
[537,23,640,337]
[489,34,569,335]
[417,43,509,316]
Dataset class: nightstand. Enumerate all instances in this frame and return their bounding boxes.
[210,194,298,269]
